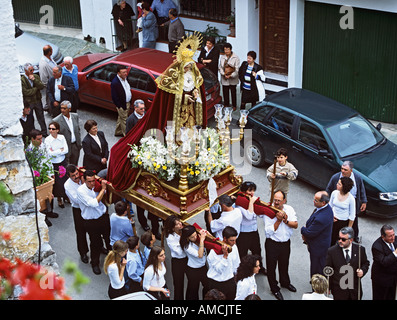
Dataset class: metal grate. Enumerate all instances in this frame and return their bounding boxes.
[180,0,232,22]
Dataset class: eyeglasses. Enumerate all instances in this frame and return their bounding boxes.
[48,128,57,130]
[338,237,350,242]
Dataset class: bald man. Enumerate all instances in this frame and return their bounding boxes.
[39,45,57,112]
[301,191,334,277]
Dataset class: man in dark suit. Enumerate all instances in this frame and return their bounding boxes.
[20,103,35,146]
[82,120,109,175]
[301,191,334,277]
[126,99,145,134]
[53,100,82,165]
[325,227,370,300]
[47,66,75,117]
[326,161,367,242]
[371,224,397,300]
[111,65,131,137]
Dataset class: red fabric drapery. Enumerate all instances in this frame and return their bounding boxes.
[107,85,207,192]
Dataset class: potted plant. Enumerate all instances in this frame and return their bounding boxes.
[226,10,235,37]
[25,145,55,207]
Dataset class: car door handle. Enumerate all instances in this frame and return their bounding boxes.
[292,146,301,152]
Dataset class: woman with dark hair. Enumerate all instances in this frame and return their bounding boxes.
[198,36,220,76]
[164,215,187,300]
[45,121,68,208]
[238,51,264,110]
[180,225,209,300]
[82,119,109,176]
[143,245,170,300]
[329,176,356,245]
[103,240,128,299]
[235,254,261,300]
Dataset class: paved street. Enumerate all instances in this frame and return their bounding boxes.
[25,25,397,301]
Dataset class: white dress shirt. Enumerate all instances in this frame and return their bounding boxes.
[210,208,243,240]
[185,242,206,268]
[63,115,76,143]
[44,134,68,163]
[143,262,166,291]
[54,76,62,102]
[262,204,297,242]
[235,274,257,300]
[117,75,132,103]
[207,245,240,282]
[64,177,81,208]
[107,263,125,289]
[166,232,187,259]
[236,205,258,232]
[76,183,106,220]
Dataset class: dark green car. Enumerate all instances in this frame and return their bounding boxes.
[244,88,397,218]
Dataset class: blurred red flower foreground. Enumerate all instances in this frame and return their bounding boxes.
[0,232,70,300]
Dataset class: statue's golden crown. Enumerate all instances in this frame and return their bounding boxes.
[175,31,203,63]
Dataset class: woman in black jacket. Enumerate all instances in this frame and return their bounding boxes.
[238,51,263,110]
[82,119,109,176]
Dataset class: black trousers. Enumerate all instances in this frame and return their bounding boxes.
[72,207,89,256]
[108,284,127,299]
[208,277,236,300]
[136,206,159,235]
[265,238,291,294]
[186,265,209,300]
[372,280,397,300]
[171,257,187,300]
[237,230,264,266]
[222,85,237,109]
[83,213,111,266]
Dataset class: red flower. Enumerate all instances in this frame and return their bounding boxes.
[1,232,11,241]
[58,166,66,178]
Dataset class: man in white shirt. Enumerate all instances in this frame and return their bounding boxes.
[262,190,298,300]
[77,170,111,275]
[111,65,132,137]
[64,164,89,264]
[53,100,82,165]
[208,194,243,240]
[207,226,240,300]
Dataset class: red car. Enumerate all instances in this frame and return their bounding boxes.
[73,48,221,118]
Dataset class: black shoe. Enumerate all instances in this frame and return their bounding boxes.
[45,217,52,227]
[46,211,59,218]
[92,265,101,275]
[80,253,89,264]
[259,267,267,276]
[154,232,162,241]
[273,291,284,300]
[282,284,297,292]
[143,225,150,231]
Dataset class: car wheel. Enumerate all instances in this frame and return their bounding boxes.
[245,141,266,167]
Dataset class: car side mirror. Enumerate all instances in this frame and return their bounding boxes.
[376,123,382,131]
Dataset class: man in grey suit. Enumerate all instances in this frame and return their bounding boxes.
[53,100,82,165]
[38,45,57,112]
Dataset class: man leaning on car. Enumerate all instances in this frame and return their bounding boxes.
[111,65,131,137]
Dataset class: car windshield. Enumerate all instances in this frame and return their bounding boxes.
[326,115,384,158]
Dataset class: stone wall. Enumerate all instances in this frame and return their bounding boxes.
[0,0,58,275]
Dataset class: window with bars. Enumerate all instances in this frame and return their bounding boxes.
[180,0,232,22]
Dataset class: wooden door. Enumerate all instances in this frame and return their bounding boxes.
[259,0,290,75]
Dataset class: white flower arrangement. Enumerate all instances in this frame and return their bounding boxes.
[128,128,228,185]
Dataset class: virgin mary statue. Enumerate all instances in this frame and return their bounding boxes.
[107,33,207,192]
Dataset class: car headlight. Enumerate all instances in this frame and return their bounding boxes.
[379,192,397,201]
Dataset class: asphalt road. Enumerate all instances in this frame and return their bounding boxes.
[43,103,397,301]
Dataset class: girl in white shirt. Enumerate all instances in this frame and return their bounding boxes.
[103,240,128,299]
[235,254,261,300]
[164,215,187,300]
[180,225,209,300]
[329,176,356,245]
[45,121,68,208]
[143,246,170,300]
